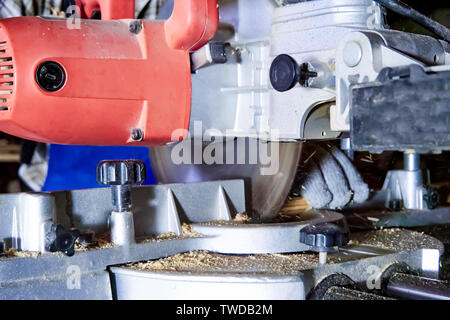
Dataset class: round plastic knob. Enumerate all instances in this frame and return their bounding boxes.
[270,54,300,92]
[96,160,146,186]
[299,222,349,251]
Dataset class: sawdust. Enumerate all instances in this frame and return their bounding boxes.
[350,228,442,252]
[181,223,203,237]
[233,213,252,223]
[4,248,40,259]
[196,213,255,227]
[129,250,332,275]
[139,223,204,244]
[75,233,117,251]
[128,228,439,275]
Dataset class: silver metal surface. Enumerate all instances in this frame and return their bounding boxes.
[189,0,385,141]
[110,211,135,246]
[0,187,443,300]
[382,152,427,210]
[191,211,345,254]
[0,209,346,299]
[0,180,246,252]
[111,269,305,300]
[14,193,55,253]
[109,235,443,300]
[404,152,420,172]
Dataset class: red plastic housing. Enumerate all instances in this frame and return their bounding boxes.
[0,0,218,146]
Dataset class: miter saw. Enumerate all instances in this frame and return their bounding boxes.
[0,0,449,300]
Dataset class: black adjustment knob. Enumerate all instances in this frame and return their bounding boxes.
[270,55,319,91]
[270,54,300,92]
[300,222,349,251]
[45,225,80,257]
[36,61,66,92]
[423,187,439,210]
[97,160,146,186]
[97,160,146,212]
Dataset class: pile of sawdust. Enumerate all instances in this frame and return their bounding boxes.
[128,251,339,275]
[350,228,442,252]
[139,223,204,244]
[233,213,252,223]
[4,248,40,259]
[181,223,203,237]
[127,228,439,275]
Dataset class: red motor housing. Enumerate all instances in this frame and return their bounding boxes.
[0,0,218,146]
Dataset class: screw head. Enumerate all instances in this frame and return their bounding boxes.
[129,21,143,34]
[131,128,144,141]
[36,61,66,92]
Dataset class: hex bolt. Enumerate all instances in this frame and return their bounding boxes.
[96,160,146,246]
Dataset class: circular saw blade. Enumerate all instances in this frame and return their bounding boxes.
[149,138,302,220]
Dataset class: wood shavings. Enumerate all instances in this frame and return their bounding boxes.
[350,228,442,252]
[129,250,333,275]
[139,223,204,244]
[181,223,203,237]
[127,228,440,276]
[233,213,252,223]
[4,248,40,259]
[75,233,117,251]
[155,232,178,241]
